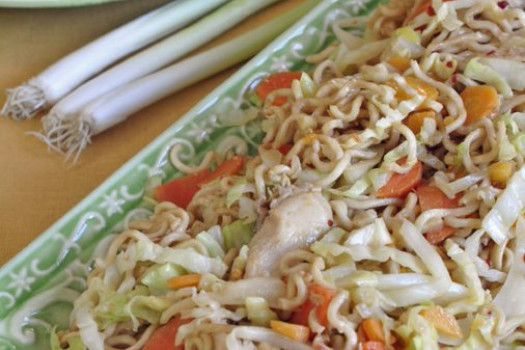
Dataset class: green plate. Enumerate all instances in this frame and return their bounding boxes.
[0,0,380,348]
[0,0,127,8]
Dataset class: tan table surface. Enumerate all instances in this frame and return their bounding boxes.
[0,0,305,266]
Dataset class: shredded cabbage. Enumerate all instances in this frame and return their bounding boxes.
[209,277,286,308]
[117,239,227,277]
[226,179,250,208]
[394,27,420,44]
[482,166,525,244]
[196,226,226,258]
[381,221,452,307]
[300,72,317,98]
[222,220,254,251]
[141,263,186,291]
[497,122,518,161]
[493,216,525,318]
[444,240,485,315]
[464,58,513,98]
[478,57,525,92]
[321,227,348,243]
[454,314,496,350]
[75,306,105,350]
[344,218,392,246]
[245,297,278,326]
[513,133,525,156]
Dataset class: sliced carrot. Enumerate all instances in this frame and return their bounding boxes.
[277,144,293,156]
[425,225,455,245]
[202,156,244,183]
[377,161,423,199]
[143,317,191,350]
[416,185,460,212]
[167,274,201,290]
[358,324,369,342]
[310,283,336,327]
[404,109,435,134]
[290,299,316,326]
[421,306,463,338]
[387,76,439,102]
[361,341,386,350]
[270,320,310,342]
[154,169,211,209]
[255,71,302,106]
[387,55,411,72]
[460,85,499,125]
[361,319,385,343]
[289,283,336,327]
[155,156,244,209]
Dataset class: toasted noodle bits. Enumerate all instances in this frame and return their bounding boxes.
[55,1,525,350]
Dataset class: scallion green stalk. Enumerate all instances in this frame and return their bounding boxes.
[0,0,126,7]
[1,0,229,119]
[42,0,318,160]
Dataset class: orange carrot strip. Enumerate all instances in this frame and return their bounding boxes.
[155,156,244,209]
[202,155,244,183]
[167,274,201,290]
[362,318,385,343]
[416,185,460,212]
[421,306,463,338]
[405,109,435,134]
[361,341,386,350]
[425,225,455,245]
[270,320,310,342]
[290,299,316,327]
[143,317,191,350]
[387,55,411,72]
[460,85,499,125]
[154,169,211,209]
[377,161,423,199]
[255,71,302,106]
[310,283,336,327]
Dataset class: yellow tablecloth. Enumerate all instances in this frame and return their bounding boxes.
[0,0,304,265]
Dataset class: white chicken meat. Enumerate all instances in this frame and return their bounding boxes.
[244,192,332,277]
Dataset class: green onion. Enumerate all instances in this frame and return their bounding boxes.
[0,0,125,7]
[38,0,317,159]
[1,0,229,119]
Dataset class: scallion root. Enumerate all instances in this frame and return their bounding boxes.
[32,113,92,162]
[1,81,46,119]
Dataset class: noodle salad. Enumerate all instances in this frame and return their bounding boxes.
[53,0,525,349]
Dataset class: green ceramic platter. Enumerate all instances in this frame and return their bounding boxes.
[0,0,381,348]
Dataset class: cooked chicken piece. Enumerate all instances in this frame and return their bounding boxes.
[244,192,332,277]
